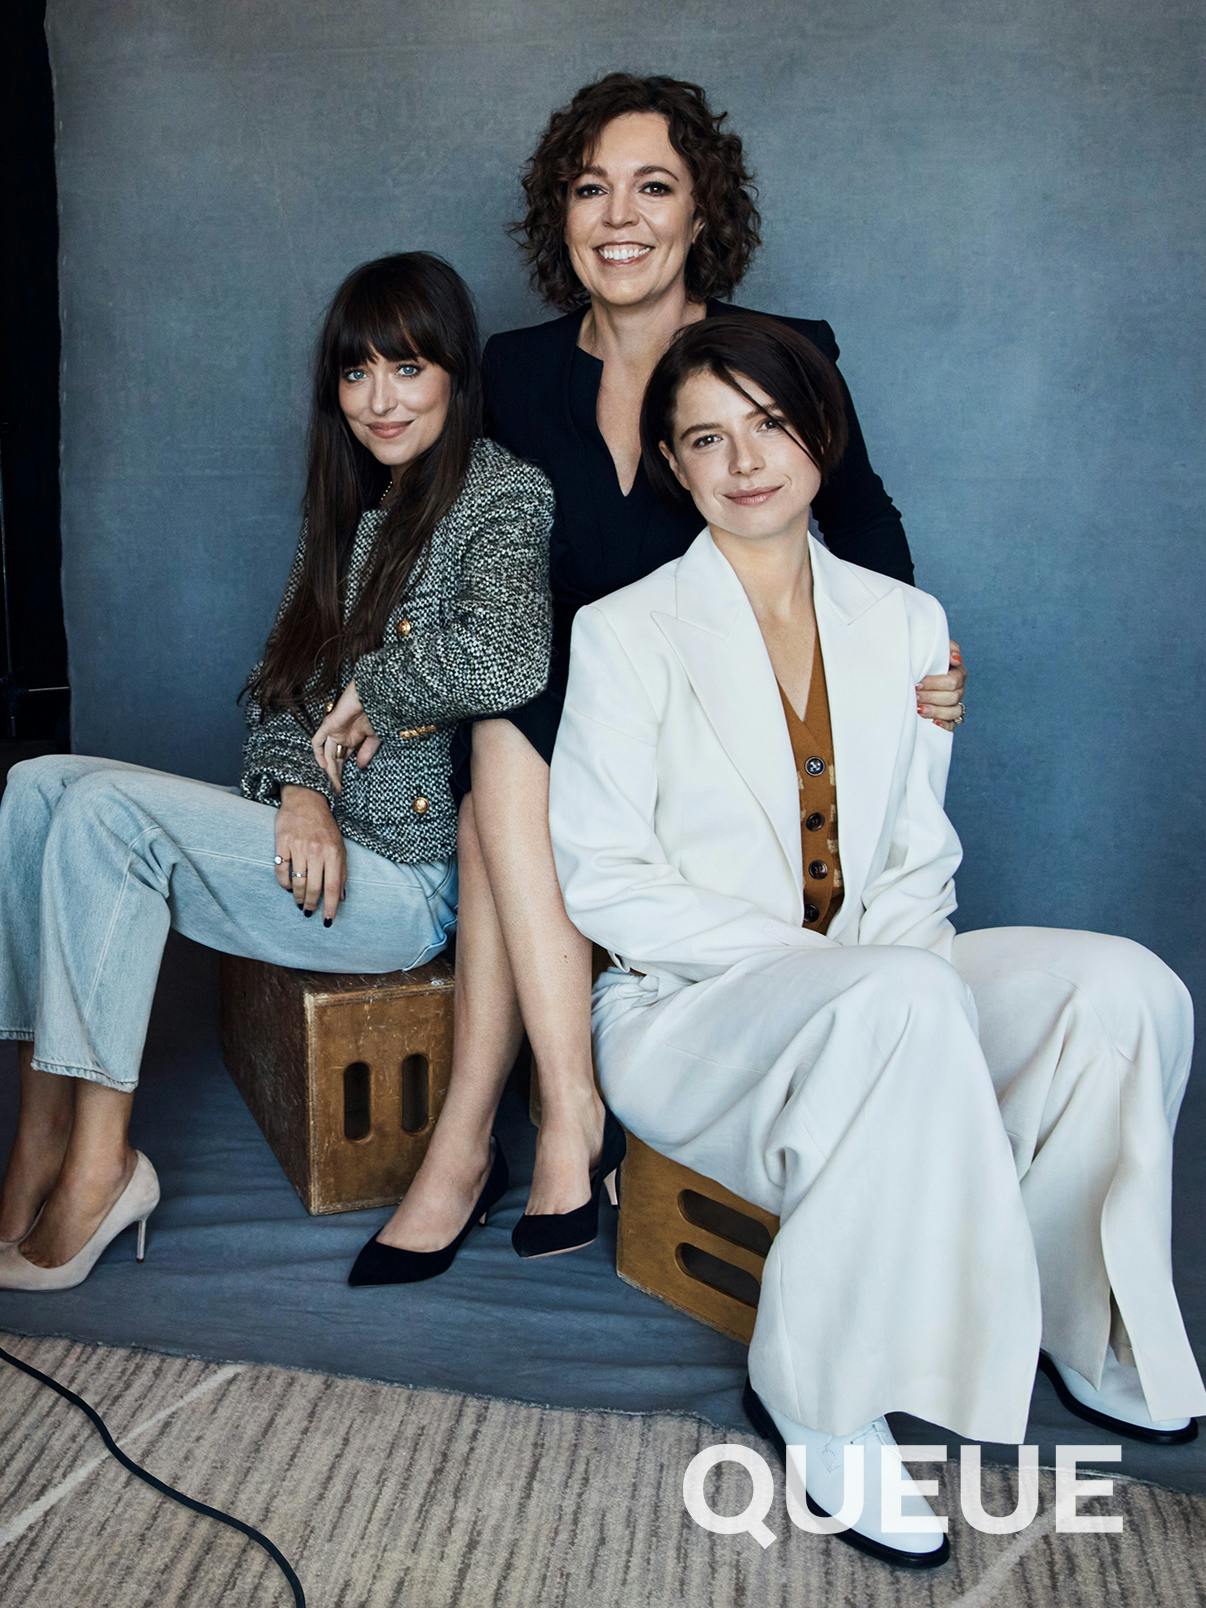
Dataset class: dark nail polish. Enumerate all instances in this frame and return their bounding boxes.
[303,908,313,918]
[323,918,333,928]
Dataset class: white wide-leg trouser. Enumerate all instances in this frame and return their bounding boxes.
[592,927,1206,1444]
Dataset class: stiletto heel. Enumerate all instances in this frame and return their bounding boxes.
[603,1169,619,1208]
[511,1110,627,1260]
[135,1219,148,1262]
[348,1140,509,1287]
[0,1153,160,1292]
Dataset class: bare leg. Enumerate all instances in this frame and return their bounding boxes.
[0,1044,75,1240]
[376,791,525,1249]
[468,721,603,1216]
[376,722,604,1248]
[18,1079,136,1268]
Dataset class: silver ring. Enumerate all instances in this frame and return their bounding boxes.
[955,702,966,725]
[292,870,306,881]
[273,854,284,866]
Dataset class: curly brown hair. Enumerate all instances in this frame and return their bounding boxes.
[512,73,762,312]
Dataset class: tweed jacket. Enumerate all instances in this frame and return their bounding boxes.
[241,436,554,864]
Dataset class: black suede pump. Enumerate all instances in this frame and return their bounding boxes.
[347,1141,509,1286]
[511,1110,626,1259]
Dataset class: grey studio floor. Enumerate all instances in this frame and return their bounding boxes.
[1,935,1204,1497]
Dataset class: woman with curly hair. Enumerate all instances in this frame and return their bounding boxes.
[359,73,967,1280]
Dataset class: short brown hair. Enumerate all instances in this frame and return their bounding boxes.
[512,73,761,312]
[640,314,849,505]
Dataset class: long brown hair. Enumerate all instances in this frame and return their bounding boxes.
[246,252,482,716]
[512,73,762,312]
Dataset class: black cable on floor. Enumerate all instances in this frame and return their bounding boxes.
[0,1342,306,1607]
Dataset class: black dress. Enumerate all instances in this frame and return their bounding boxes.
[452,300,914,794]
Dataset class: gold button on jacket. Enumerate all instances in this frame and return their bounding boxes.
[240,438,554,868]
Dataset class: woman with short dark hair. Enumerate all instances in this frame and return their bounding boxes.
[370,72,967,1274]
[550,313,1204,1568]
[0,252,553,1292]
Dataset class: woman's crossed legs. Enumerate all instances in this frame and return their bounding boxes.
[375,718,605,1251]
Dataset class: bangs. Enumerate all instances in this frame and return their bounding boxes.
[330,270,455,374]
[314,252,481,424]
[333,295,423,373]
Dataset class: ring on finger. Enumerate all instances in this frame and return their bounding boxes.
[292,869,306,881]
[333,741,346,759]
[955,701,967,724]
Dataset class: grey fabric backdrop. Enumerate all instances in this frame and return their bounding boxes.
[41,0,1205,1377]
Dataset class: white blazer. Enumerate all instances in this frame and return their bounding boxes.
[548,528,961,985]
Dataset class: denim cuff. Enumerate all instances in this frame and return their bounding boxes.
[30,1053,137,1093]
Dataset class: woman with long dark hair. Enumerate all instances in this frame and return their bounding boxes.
[0,251,553,1292]
[373,73,967,1272]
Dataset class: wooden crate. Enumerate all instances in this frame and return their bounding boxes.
[220,954,454,1215]
[616,1134,780,1345]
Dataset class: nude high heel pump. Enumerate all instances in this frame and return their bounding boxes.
[0,1204,45,1252]
[0,1152,160,1291]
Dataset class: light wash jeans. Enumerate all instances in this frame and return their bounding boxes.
[0,755,458,1092]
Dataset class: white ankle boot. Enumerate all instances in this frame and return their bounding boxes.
[742,1379,950,1567]
[1040,1347,1198,1444]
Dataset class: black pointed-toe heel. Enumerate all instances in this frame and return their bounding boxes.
[347,1141,509,1287]
[511,1110,626,1260]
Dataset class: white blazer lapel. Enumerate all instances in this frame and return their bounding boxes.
[653,533,804,899]
[810,537,909,923]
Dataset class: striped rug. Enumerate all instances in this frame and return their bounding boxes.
[1,1332,1202,1607]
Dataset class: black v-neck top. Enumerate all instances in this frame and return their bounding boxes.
[458,299,914,779]
[564,342,702,601]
